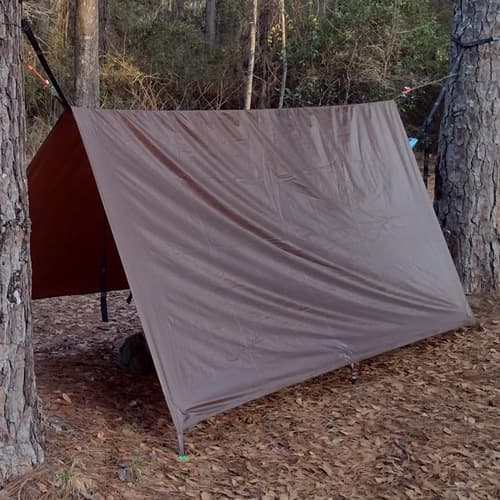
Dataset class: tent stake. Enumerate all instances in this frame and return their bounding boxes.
[349,362,360,384]
[177,433,189,461]
[100,255,108,322]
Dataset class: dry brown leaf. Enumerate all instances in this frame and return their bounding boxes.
[61,392,72,404]
[37,482,48,493]
[3,291,496,500]
[320,463,333,477]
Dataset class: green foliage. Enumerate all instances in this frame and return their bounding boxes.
[56,466,77,485]
[285,0,451,109]
[24,0,452,132]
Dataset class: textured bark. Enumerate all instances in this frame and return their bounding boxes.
[244,0,258,110]
[0,1,44,486]
[278,0,287,109]
[99,0,109,56]
[54,0,72,44]
[435,0,500,294]
[173,0,185,19]
[206,0,216,48]
[75,0,99,107]
[33,0,52,39]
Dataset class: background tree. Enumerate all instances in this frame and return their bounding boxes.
[0,0,44,485]
[244,0,258,109]
[206,0,216,48]
[434,0,500,294]
[278,0,287,108]
[75,0,99,107]
[173,0,185,19]
[23,1,452,137]
[99,0,109,56]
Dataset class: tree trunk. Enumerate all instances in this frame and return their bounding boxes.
[278,0,287,109]
[75,0,100,107]
[173,0,185,19]
[33,0,52,40]
[244,0,258,110]
[206,0,217,48]
[0,1,44,486]
[99,0,109,57]
[55,0,71,44]
[434,0,500,294]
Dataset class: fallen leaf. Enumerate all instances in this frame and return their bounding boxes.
[61,393,72,404]
[37,482,48,493]
[320,462,333,477]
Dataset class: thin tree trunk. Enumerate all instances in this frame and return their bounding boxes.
[206,0,216,48]
[33,0,52,40]
[434,0,500,294]
[0,1,44,485]
[55,0,71,44]
[75,0,100,107]
[278,0,287,108]
[244,0,258,110]
[99,0,109,56]
[173,0,185,19]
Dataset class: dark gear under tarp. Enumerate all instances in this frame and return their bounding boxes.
[28,101,474,449]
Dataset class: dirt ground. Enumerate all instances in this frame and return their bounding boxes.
[1,290,498,500]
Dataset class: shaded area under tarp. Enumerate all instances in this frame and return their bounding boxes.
[29,111,127,298]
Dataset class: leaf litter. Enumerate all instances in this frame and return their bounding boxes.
[1,291,499,500]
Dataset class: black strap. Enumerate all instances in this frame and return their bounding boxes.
[100,255,108,322]
[21,18,70,109]
[453,35,499,48]
[100,217,110,323]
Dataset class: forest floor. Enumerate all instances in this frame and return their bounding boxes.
[2,291,499,500]
[3,168,500,499]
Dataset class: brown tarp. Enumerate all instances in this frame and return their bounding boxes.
[28,101,474,444]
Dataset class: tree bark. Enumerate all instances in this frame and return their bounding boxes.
[54,0,72,44]
[173,0,185,19]
[32,0,52,40]
[99,0,109,56]
[278,0,287,109]
[0,1,44,485]
[244,0,258,110]
[75,0,100,107]
[434,0,500,294]
[206,0,217,48]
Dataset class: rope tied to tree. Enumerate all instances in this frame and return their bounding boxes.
[21,18,70,109]
[416,33,500,187]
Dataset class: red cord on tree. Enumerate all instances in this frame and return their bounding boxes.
[27,65,49,89]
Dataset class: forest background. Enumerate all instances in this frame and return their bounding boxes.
[24,0,452,157]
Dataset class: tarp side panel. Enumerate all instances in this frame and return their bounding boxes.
[28,110,128,299]
[72,102,474,434]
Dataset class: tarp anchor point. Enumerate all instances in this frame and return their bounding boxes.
[177,432,187,460]
[349,362,360,384]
